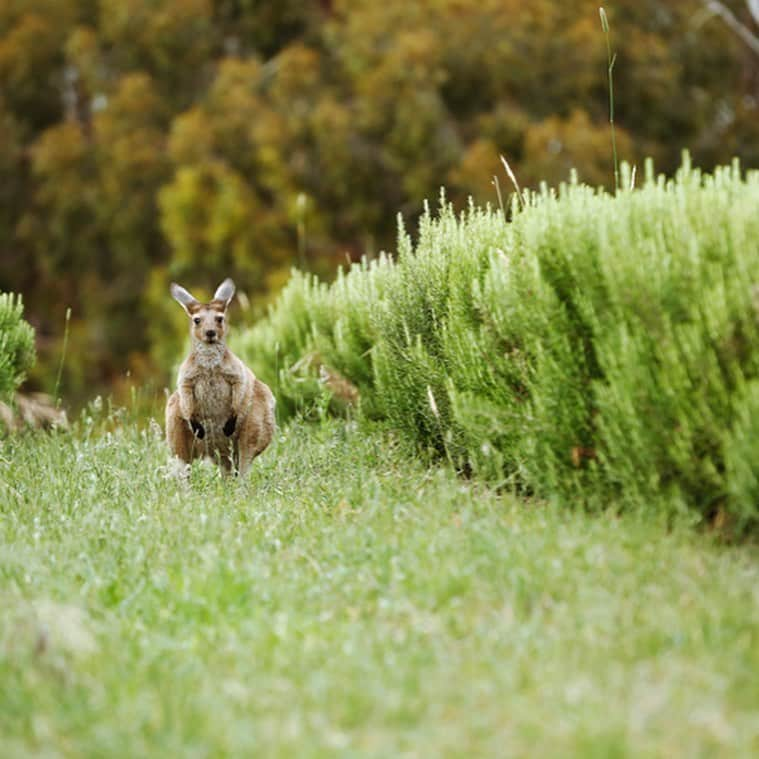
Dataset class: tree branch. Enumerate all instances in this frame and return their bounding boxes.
[704,1,759,56]
[748,0,759,26]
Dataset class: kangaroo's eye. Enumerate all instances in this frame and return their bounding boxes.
[216,316,224,324]
[193,317,201,325]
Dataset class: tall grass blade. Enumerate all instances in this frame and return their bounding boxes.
[54,307,71,408]
[600,7,619,192]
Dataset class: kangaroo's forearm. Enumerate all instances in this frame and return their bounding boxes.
[179,383,195,419]
[229,379,245,414]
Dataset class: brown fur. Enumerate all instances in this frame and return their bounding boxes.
[165,279,275,476]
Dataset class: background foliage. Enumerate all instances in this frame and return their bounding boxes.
[1,0,758,399]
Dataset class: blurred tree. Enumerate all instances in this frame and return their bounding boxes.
[704,1,759,55]
[0,0,756,402]
[99,0,217,107]
[0,2,76,137]
[521,108,634,188]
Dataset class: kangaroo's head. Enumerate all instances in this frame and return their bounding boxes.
[170,278,236,347]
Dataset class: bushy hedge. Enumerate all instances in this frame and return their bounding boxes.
[235,157,759,533]
[0,292,35,403]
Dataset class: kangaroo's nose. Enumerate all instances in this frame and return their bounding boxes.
[205,330,216,339]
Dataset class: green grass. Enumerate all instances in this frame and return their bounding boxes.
[1,415,758,757]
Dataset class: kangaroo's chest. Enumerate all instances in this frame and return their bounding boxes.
[194,373,232,423]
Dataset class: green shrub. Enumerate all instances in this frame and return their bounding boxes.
[0,292,35,403]
[235,157,759,533]
[235,253,396,419]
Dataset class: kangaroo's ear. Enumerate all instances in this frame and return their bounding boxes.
[213,278,236,307]
[170,283,200,314]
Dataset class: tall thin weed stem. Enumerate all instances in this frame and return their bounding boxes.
[54,307,71,408]
[600,7,619,193]
[500,155,524,210]
[295,193,308,270]
[492,174,506,221]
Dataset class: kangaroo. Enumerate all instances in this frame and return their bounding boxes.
[165,278,275,476]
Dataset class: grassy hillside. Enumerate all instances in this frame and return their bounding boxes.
[235,158,759,534]
[1,415,757,757]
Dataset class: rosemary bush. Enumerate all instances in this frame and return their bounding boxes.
[236,157,759,532]
[0,292,35,403]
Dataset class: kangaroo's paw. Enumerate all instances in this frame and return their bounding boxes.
[189,418,205,439]
[223,415,237,437]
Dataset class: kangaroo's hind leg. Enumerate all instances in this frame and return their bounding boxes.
[236,417,268,477]
[236,388,276,477]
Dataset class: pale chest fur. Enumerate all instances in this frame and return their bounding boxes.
[183,344,236,445]
[193,370,233,424]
